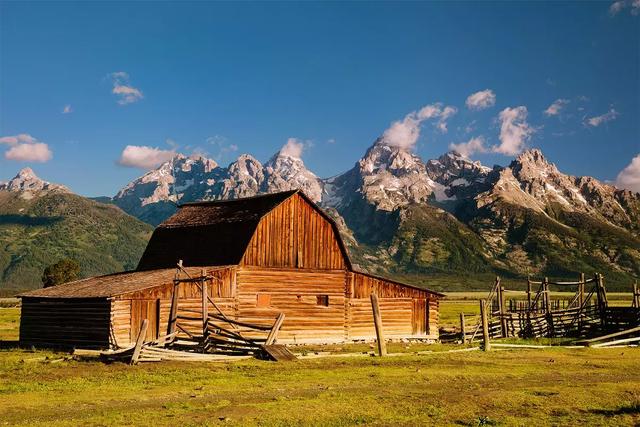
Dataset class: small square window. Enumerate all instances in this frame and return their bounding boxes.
[257,294,271,307]
[316,295,329,307]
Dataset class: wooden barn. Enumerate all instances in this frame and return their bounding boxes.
[19,190,442,349]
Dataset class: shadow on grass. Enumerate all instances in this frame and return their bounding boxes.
[0,340,20,349]
[590,403,640,416]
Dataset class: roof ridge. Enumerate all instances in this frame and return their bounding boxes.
[178,189,298,207]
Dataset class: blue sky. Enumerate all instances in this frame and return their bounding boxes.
[1,1,638,196]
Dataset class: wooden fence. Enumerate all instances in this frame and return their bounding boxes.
[457,274,640,343]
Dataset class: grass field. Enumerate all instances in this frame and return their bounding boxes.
[1,302,639,426]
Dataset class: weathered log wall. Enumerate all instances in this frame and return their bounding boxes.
[236,266,347,343]
[110,267,237,347]
[20,297,111,349]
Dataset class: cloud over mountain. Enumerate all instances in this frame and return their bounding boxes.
[494,106,534,155]
[118,145,176,169]
[0,134,53,162]
[449,136,488,158]
[381,103,457,150]
[616,154,640,193]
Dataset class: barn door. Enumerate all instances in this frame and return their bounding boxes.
[131,299,160,342]
[412,299,427,335]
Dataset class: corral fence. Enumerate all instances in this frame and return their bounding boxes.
[454,274,640,343]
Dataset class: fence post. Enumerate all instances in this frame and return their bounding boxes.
[460,312,467,344]
[633,281,639,309]
[543,277,551,314]
[201,269,208,349]
[167,280,179,337]
[370,294,387,357]
[526,276,532,311]
[480,299,491,351]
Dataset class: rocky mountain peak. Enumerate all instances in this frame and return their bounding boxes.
[511,148,559,180]
[263,150,323,202]
[0,168,70,195]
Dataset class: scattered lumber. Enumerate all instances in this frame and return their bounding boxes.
[576,325,640,346]
[261,344,296,361]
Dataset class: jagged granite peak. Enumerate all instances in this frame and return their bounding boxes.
[263,151,323,203]
[115,154,219,208]
[213,154,265,200]
[504,148,637,230]
[0,167,70,196]
[425,150,495,202]
[325,138,436,211]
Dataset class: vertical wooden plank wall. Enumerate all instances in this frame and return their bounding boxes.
[241,194,346,270]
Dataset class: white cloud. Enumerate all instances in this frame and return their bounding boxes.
[436,106,458,133]
[118,145,176,169]
[109,72,144,105]
[206,135,239,161]
[609,0,639,15]
[585,108,619,127]
[0,133,38,146]
[449,136,488,158]
[610,0,626,14]
[5,143,52,162]
[62,105,73,114]
[465,89,496,111]
[279,137,312,159]
[1,134,52,162]
[381,103,457,150]
[615,154,640,193]
[544,99,570,117]
[494,106,534,156]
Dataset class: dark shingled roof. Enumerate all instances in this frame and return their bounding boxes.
[18,267,216,298]
[137,190,302,271]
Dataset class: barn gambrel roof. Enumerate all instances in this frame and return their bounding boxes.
[136,190,352,271]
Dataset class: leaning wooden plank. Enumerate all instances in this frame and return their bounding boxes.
[576,325,640,345]
[130,319,149,365]
[591,336,640,348]
[265,313,286,346]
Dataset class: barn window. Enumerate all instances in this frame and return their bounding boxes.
[256,294,271,307]
[316,295,329,307]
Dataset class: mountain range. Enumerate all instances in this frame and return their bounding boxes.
[0,168,152,294]
[2,137,639,293]
[109,137,639,289]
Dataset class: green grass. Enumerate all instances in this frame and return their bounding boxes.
[1,306,639,426]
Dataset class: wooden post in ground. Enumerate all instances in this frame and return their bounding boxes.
[131,319,149,365]
[370,294,387,357]
[460,312,467,344]
[498,281,507,338]
[597,273,608,328]
[480,299,491,351]
[167,281,180,338]
[579,273,585,307]
[543,277,551,314]
[526,276,532,311]
[201,269,208,348]
[633,281,639,309]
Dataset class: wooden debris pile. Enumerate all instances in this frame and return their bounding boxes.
[76,263,296,364]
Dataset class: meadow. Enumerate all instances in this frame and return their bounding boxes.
[0,298,639,426]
